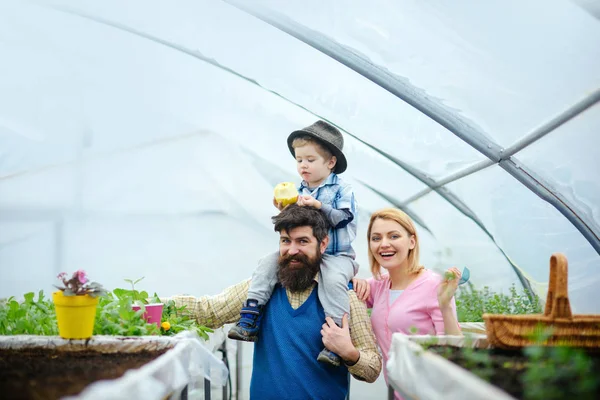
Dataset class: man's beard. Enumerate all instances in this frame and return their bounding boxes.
[277,251,322,292]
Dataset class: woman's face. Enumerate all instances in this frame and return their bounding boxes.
[369,218,415,271]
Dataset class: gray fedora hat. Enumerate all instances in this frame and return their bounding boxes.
[287,120,347,174]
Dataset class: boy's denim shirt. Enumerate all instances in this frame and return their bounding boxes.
[298,173,357,258]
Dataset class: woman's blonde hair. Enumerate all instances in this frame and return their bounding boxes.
[367,208,422,279]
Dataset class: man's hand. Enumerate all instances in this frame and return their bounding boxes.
[297,195,321,209]
[352,278,370,302]
[321,314,359,364]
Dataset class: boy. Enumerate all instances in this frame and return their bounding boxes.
[228,120,359,367]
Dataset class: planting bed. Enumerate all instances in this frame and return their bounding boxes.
[427,345,600,399]
[0,332,228,400]
[0,347,166,400]
[388,334,600,400]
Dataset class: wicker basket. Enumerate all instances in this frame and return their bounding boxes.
[483,253,600,349]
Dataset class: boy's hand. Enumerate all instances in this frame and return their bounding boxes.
[272,197,285,211]
[297,195,321,209]
[352,278,370,302]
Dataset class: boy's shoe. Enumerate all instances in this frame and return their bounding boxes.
[227,299,263,342]
[317,348,342,367]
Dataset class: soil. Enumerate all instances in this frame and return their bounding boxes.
[0,348,168,400]
[426,345,600,399]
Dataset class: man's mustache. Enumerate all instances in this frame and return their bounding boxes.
[280,253,310,266]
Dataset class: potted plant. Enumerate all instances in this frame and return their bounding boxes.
[1,285,217,398]
[113,277,164,328]
[53,270,107,339]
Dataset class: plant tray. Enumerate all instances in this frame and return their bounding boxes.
[0,331,228,400]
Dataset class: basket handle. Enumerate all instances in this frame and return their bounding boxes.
[544,253,572,319]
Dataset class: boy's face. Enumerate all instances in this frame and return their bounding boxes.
[295,143,336,187]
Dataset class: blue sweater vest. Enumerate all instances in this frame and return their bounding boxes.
[250,284,349,400]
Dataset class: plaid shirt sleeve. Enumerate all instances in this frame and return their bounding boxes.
[346,289,382,382]
[166,279,250,328]
[167,280,381,382]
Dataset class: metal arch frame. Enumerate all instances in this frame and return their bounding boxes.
[225,0,600,255]
[46,2,598,292]
[48,3,575,293]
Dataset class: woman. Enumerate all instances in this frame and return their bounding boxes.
[322,208,461,397]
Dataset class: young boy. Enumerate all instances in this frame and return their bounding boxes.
[228,120,359,367]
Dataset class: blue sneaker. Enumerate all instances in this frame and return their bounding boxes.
[317,348,342,367]
[228,299,263,342]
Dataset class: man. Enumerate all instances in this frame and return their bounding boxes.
[168,204,381,400]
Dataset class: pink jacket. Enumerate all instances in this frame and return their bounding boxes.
[366,269,459,384]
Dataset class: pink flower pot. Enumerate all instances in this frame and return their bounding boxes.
[132,303,164,328]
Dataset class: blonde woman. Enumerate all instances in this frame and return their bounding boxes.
[346,208,461,394]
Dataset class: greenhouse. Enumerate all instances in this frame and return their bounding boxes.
[1,0,599,399]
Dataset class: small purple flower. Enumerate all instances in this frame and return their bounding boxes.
[76,270,88,284]
[55,269,105,297]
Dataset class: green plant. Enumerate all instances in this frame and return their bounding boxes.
[455,283,542,322]
[518,324,598,399]
[113,277,150,305]
[111,278,213,339]
[522,345,598,400]
[0,291,58,335]
[157,296,213,340]
[0,288,212,340]
[444,270,457,281]
[461,345,493,381]
[93,292,160,336]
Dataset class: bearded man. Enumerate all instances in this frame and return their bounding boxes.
[167,204,381,400]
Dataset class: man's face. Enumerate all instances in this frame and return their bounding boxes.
[277,226,328,291]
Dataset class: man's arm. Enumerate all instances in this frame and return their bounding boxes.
[166,279,250,329]
[345,290,382,382]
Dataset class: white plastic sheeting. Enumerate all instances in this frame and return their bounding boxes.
[386,334,515,400]
[1,0,599,316]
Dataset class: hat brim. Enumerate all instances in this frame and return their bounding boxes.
[287,130,347,174]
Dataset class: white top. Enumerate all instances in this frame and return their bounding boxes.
[389,289,404,306]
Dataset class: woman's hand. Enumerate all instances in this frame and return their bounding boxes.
[321,314,359,364]
[437,266,461,309]
[352,277,370,302]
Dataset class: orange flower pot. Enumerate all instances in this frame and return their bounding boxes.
[52,291,99,339]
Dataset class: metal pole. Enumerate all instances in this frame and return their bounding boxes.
[204,378,211,400]
[219,340,229,400]
[236,341,242,400]
[502,89,600,158]
[388,385,395,400]
[180,385,188,400]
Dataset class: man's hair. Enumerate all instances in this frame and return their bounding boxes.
[272,204,330,243]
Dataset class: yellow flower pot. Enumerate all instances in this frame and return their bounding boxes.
[52,291,99,339]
